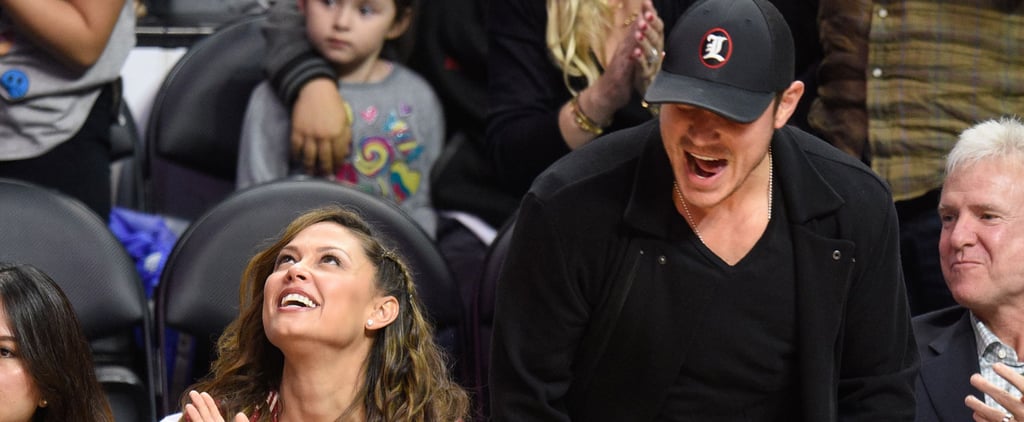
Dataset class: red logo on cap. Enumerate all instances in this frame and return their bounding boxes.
[699,28,732,69]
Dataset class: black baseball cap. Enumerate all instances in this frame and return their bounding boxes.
[644,0,795,123]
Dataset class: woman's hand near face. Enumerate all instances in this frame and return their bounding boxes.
[589,0,664,118]
[965,363,1024,421]
[559,0,664,149]
[591,18,642,118]
[184,390,248,422]
[631,0,664,95]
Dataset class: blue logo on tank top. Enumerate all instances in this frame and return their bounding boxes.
[1,69,28,99]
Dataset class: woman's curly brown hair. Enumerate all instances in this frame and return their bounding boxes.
[182,205,469,421]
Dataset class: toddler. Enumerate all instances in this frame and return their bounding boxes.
[238,0,442,237]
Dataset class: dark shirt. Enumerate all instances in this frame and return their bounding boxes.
[658,193,799,421]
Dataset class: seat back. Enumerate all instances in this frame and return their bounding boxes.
[470,217,515,419]
[144,14,267,221]
[111,100,145,210]
[143,0,266,27]
[0,178,157,422]
[156,178,463,413]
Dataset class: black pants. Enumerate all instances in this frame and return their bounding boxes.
[0,84,114,221]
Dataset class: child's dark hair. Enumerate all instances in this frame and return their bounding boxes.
[383,0,418,62]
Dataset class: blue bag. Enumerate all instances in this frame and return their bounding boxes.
[108,207,178,297]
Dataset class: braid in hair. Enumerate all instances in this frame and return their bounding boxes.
[360,237,469,421]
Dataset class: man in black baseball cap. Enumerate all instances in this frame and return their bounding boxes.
[644,0,795,123]
[489,0,919,419]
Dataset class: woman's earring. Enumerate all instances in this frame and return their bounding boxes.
[39,399,48,408]
[367,319,374,327]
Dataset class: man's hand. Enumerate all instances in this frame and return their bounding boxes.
[290,77,352,176]
[966,364,1024,422]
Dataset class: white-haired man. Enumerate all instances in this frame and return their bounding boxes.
[915,116,1024,422]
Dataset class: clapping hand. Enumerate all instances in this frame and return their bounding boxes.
[184,390,248,422]
[629,0,664,95]
[590,0,665,119]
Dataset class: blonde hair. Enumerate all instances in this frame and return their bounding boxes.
[545,0,612,94]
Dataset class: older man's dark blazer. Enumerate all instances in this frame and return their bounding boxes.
[913,306,985,421]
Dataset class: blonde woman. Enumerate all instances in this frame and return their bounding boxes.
[486,0,688,197]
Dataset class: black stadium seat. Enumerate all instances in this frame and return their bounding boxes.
[143,14,267,222]
[470,217,515,419]
[0,178,157,422]
[155,178,465,413]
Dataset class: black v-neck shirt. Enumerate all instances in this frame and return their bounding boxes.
[657,190,799,421]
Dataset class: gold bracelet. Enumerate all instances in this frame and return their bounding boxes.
[571,96,605,135]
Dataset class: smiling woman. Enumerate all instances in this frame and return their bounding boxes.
[164,205,469,422]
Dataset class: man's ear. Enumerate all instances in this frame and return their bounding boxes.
[772,80,804,129]
[365,295,399,331]
[385,8,413,40]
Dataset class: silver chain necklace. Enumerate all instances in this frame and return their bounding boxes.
[673,147,773,244]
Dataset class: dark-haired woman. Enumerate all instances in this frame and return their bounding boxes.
[164,206,469,421]
[0,262,114,422]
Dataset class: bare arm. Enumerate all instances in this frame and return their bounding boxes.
[0,0,124,69]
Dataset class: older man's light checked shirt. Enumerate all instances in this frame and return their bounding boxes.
[973,313,1024,412]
